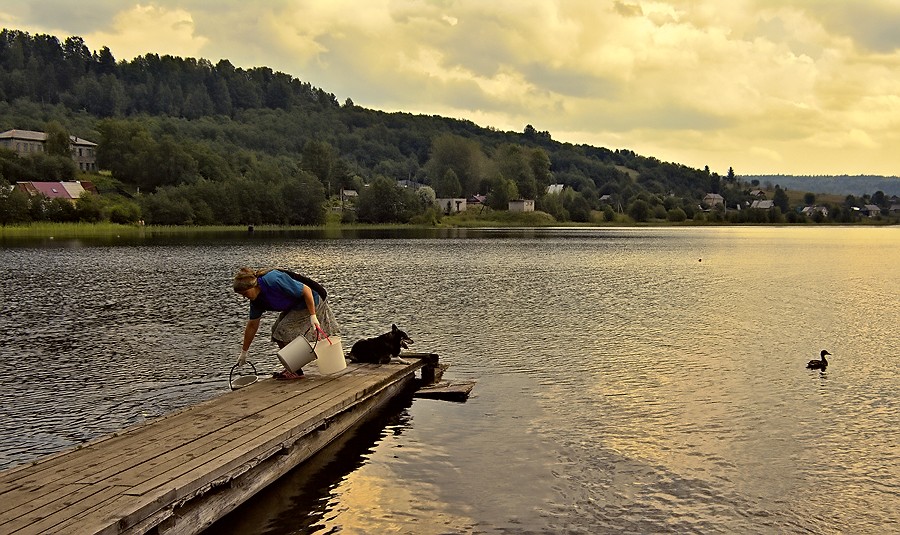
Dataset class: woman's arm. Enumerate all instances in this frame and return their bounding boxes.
[302,285,322,334]
[242,318,261,350]
[302,285,316,315]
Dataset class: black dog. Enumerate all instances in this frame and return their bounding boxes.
[348,324,413,364]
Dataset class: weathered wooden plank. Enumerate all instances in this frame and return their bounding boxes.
[123,365,407,496]
[414,380,476,402]
[5,367,365,494]
[0,369,355,493]
[0,356,432,535]
[155,375,415,535]
[1,483,126,535]
[93,366,417,534]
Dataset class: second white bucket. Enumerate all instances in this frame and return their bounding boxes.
[314,336,347,374]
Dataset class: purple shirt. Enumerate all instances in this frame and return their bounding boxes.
[248,270,320,319]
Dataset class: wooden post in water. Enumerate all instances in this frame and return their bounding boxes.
[409,353,440,384]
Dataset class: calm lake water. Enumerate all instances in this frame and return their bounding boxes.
[1,226,898,534]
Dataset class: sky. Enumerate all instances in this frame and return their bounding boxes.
[2,0,899,177]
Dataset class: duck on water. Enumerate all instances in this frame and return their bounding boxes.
[807,350,831,370]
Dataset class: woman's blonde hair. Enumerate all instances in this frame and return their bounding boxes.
[233,267,272,292]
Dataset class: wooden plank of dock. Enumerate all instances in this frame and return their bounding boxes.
[0,355,438,535]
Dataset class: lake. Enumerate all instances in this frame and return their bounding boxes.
[1,226,898,534]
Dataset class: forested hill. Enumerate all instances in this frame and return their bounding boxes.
[1,28,896,227]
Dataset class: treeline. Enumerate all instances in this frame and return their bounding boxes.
[0,28,895,227]
[743,175,900,197]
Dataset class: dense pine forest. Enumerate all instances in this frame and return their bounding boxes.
[0,28,896,226]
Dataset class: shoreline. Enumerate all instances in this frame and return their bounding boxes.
[0,217,896,239]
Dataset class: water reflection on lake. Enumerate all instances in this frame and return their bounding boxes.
[1,226,898,533]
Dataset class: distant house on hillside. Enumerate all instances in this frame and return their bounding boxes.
[546,183,564,195]
[750,190,766,198]
[750,200,775,210]
[0,129,98,172]
[15,181,97,204]
[703,193,724,208]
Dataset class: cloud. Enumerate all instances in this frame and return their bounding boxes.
[0,0,898,175]
[83,5,208,61]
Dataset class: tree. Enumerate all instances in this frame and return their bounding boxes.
[144,135,198,190]
[415,185,436,209]
[28,152,76,181]
[282,170,326,225]
[803,192,816,205]
[93,46,117,75]
[485,175,517,210]
[563,191,591,222]
[357,176,405,223]
[538,191,568,221]
[433,168,462,197]
[528,148,552,191]
[96,119,154,181]
[424,134,485,196]
[667,208,687,222]
[97,74,127,116]
[628,199,650,222]
[301,140,336,195]
[0,179,31,224]
[494,144,537,200]
[773,186,789,212]
[44,121,71,157]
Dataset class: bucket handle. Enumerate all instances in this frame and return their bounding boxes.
[308,325,334,350]
[229,361,257,390]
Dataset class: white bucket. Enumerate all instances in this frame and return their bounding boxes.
[314,336,347,374]
[277,336,316,373]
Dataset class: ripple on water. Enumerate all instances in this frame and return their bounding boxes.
[2,229,899,534]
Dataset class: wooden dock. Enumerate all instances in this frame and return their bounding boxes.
[0,354,439,535]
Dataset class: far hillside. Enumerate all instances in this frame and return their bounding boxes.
[743,175,900,196]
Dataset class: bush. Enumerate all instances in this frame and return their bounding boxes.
[667,208,687,222]
[628,199,650,222]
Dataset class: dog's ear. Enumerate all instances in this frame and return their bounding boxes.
[392,324,398,331]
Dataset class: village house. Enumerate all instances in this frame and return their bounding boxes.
[800,205,829,218]
[862,204,882,218]
[750,199,775,210]
[546,183,564,195]
[508,199,535,212]
[702,193,724,208]
[436,198,467,214]
[15,181,98,204]
[0,129,98,172]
